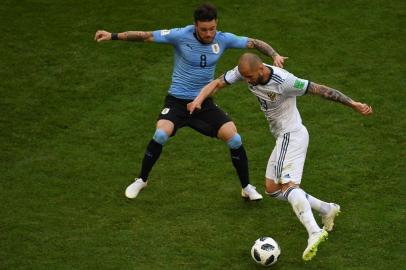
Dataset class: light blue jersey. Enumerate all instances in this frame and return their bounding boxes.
[153,25,248,100]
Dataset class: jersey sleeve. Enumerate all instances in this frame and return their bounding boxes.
[280,73,310,97]
[152,27,183,44]
[223,32,248,49]
[223,66,243,85]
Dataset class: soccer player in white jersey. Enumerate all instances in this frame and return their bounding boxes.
[94,4,288,200]
[188,53,372,261]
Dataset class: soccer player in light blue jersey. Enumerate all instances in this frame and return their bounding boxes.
[95,3,287,201]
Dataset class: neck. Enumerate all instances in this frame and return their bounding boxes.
[260,64,273,85]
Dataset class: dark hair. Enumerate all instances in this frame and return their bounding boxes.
[194,3,217,22]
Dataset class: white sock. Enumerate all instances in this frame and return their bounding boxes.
[268,189,331,216]
[305,193,331,215]
[285,187,321,236]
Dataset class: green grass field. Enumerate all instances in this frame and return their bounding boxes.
[1,0,405,269]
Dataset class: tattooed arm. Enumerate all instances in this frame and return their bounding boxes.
[247,38,288,68]
[308,82,373,115]
[94,30,154,42]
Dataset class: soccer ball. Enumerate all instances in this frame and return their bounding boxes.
[251,237,281,267]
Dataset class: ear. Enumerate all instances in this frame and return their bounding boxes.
[258,64,264,74]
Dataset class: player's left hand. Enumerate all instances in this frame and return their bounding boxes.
[351,101,373,116]
[273,55,288,68]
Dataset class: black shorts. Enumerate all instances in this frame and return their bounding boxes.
[157,95,232,137]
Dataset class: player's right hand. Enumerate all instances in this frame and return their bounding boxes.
[187,101,201,114]
[94,30,111,42]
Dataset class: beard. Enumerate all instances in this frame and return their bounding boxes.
[251,74,266,86]
[196,31,214,44]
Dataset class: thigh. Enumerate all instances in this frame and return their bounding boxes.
[265,145,278,181]
[188,98,232,138]
[157,95,188,136]
[277,127,309,185]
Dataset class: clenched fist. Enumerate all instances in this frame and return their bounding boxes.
[94,30,111,42]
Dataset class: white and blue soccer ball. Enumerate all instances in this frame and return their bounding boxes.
[251,237,281,267]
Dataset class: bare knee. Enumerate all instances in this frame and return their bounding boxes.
[156,119,174,136]
[265,178,281,193]
[265,179,299,193]
[217,121,237,142]
[280,182,299,193]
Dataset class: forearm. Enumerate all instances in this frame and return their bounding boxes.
[308,82,354,107]
[247,38,279,58]
[117,31,153,42]
[195,80,222,104]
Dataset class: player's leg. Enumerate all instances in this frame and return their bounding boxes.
[265,153,323,235]
[265,178,285,200]
[287,126,340,231]
[139,119,173,181]
[281,182,322,236]
[281,182,328,261]
[217,121,247,188]
[217,121,262,201]
[264,147,287,201]
[275,127,327,260]
[275,129,321,236]
[306,193,341,231]
[265,176,336,228]
[125,95,183,199]
[189,98,262,200]
[125,119,174,199]
[265,152,339,232]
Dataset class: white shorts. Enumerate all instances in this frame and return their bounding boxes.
[265,125,309,185]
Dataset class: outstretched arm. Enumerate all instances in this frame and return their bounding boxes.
[187,75,228,114]
[94,30,154,42]
[308,82,373,116]
[247,38,288,68]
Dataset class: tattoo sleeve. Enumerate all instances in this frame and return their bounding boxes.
[123,31,153,42]
[308,82,353,106]
[247,38,279,58]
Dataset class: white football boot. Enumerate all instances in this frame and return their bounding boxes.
[302,229,328,261]
[241,184,263,201]
[125,178,147,199]
[321,203,341,232]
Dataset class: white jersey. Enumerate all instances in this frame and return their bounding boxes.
[224,64,310,137]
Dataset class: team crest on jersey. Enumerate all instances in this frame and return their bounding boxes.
[267,92,279,102]
[160,30,171,36]
[211,43,220,54]
[161,108,170,115]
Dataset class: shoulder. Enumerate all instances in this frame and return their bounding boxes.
[164,25,192,36]
[174,25,195,36]
[182,25,195,32]
[269,65,290,81]
[216,31,248,48]
[216,30,243,40]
